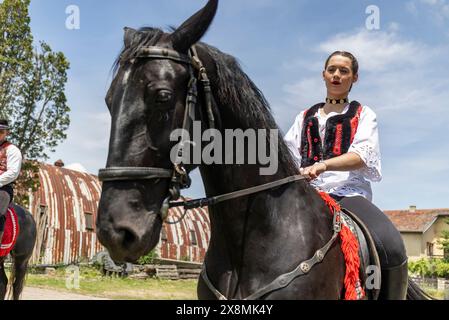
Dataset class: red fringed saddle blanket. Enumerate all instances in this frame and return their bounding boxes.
[0,207,20,257]
[318,191,365,300]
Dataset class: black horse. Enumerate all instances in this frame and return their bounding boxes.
[96,0,431,299]
[0,204,36,300]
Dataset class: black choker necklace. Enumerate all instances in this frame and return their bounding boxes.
[326,97,348,105]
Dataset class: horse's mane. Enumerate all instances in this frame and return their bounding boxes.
[113,27,299,176]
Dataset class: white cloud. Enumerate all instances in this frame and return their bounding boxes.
[316,28,433,72]
[408,0,449,23]
[48,111,111,174]
[286,29,449,140]
[406,1,419,15]
[276,28,449,209]
[388,22,400,33]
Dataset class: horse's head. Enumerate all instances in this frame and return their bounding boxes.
[96,0,218,262]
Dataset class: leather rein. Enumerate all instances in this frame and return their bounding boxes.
[97,45,343,300]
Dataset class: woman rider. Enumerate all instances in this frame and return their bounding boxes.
[284,51,408,299]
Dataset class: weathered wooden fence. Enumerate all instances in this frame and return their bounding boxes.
[411,276,449,299]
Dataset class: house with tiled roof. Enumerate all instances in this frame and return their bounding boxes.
[384,206,449,261]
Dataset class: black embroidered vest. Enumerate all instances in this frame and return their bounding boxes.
[0,140,14,200]
[300,101,363,168]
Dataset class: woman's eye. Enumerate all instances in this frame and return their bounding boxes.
[156,90,172,103]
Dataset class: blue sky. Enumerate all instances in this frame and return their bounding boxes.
[27,0,449,210]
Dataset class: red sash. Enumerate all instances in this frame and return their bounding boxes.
[0,207,20,257]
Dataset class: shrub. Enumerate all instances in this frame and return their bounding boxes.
[137,249,158,265]
[408,258,431,277]
[408,258,449,278]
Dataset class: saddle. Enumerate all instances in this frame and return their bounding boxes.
[0,206,20,257]
[339,208,381,300]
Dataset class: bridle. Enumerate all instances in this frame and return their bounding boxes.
[98,45,215,222]
[98,45,307,219]
[97,44,344,300]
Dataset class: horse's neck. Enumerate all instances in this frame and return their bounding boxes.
[200,163,324,298]
[198,101,302,246]
[197,106,324,297]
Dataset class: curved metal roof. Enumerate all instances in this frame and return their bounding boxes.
[29,163,210,265]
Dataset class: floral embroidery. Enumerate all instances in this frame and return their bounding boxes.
[284,105,382,202]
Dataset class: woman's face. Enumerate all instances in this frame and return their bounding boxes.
[322,55,358,98]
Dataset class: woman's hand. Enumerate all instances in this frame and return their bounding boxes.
[300,162,328,181]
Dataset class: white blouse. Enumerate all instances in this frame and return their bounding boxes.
[0,144,22,188]
[284,104,382,202]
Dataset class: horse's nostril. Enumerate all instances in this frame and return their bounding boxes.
[117,227,138,249]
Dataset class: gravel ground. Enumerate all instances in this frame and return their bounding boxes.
[20,287,109,300]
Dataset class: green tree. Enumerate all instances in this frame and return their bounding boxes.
[0,0,33,115]
[10,41,70,160]
[408,258,431,277]
[0,0,70,206]
[437,218,449,262]
[409,258,449,278]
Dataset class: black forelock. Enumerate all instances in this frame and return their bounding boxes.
[113,27,165,75]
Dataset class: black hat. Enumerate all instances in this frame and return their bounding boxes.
[0,119,9,130]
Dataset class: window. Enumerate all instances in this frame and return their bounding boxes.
[161,227,168,241]
[39,205,47,216]
[190,230,197,246]
[427,242,434,257]
[85,212,94,231]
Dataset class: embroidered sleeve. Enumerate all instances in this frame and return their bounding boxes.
[284,112,304,167]
[0,145,22,188]
[348,106,382,182]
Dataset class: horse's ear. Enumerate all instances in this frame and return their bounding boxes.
[124,27,138,48]
[170,0,218,52]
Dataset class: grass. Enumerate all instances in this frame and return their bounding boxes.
[22,266,198,300]
[422,286,446,300]
[16,266,448,300]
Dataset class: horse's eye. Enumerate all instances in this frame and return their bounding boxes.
[156,90,173,103]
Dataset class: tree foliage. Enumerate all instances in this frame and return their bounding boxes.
[437,218,449,262]
[0,0,33,116]
[0,0,70,206]
[409,258,449,278]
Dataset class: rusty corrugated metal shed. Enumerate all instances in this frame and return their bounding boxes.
[29,163,210,265]
[157,201,210,263]
[29,163,103,264]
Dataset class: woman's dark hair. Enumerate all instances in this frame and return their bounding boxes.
[324,51,359,74]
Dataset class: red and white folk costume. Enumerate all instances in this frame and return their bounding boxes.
[0,141,22,190]
[284,101,382,202]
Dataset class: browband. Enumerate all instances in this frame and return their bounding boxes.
[133,46,192,65]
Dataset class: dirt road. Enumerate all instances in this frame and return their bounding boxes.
[21,287,109,300]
